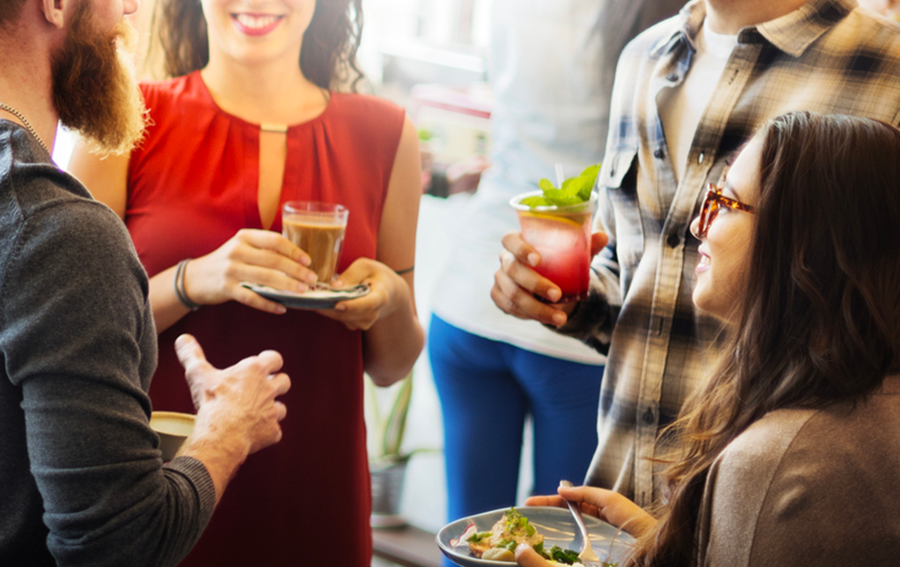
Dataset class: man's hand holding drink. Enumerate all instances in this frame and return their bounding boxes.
[493,165,609,327]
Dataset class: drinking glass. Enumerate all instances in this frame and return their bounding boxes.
[282,201,349,285]
[510,191,598,302]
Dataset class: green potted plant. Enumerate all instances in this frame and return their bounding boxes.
[366,373,422,527]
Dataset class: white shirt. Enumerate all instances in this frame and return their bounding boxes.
[429,0,609,363]
[658,21,738,182]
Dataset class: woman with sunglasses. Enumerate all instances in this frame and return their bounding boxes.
[515,111,900,567]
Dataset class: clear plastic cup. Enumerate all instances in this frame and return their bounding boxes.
[510,191,598,302]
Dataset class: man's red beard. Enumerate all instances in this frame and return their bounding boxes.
[51,3,147,155]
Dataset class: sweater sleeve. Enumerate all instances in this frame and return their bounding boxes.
[0,189,215,567]
[743,405,900,566]
[697,403,900,567]
[695,412,814,567]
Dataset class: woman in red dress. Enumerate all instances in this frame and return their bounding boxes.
[68,0,424,564]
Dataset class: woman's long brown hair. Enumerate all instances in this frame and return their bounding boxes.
[152,0,364,90]
[626,111,900,567]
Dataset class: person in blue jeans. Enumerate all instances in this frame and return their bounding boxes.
[427,0,684,555]
[430,316,605,513]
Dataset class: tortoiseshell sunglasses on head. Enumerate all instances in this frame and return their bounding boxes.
[695,183,755,238]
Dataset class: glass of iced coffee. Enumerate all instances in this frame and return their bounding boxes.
[282,201,349,286]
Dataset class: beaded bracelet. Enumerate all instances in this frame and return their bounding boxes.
[174,259,201,311]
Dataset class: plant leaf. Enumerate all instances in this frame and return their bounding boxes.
[519,195,553,207]
[543,188,582,207]
[382,373,413,457]
[574,164,601,202]
[529,164,601,207]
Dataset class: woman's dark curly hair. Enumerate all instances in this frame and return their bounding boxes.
[154,0,364,90]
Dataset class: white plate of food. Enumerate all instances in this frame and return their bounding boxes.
[241,282,370,309]
[436,506,634,567]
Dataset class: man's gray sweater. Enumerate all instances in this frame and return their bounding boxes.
[0,121,216,567]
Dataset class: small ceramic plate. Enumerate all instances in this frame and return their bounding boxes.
[241,282,370,310]
[436,506,635,567]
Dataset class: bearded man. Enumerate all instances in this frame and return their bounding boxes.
[0,1,292,566]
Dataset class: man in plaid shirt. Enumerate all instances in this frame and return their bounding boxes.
[492,0,900,508]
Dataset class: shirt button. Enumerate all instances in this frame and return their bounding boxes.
[698,152,705,164]
[653,148,665,159]
[666,233,680,248]
[642,407,655,425]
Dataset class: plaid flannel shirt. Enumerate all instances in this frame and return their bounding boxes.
[558,0,900,507]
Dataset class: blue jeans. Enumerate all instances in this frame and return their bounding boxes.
[428,313,603,561]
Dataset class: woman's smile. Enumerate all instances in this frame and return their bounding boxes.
[200,0,316,67]
[696,246,711,274]
[231,13,285,36]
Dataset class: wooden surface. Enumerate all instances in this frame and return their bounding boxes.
[372,524,443,567]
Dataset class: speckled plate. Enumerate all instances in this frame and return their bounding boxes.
[436,506,635,567]
[241,282,370,309]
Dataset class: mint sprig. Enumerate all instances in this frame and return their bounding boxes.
[520,164,600,208]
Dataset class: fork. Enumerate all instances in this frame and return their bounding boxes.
[559,480,601,563]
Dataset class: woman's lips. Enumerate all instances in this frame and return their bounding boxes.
[696,247,711,274]
[231,13,284,36]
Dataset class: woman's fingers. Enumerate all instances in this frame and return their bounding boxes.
[313,258,404,331]
[556,485,656,537]
[227,283,288,315]
[235,228,311,267]
[187,230,319,309]
[523,495,568,508]
[515,544,552,567]
[227,261,312,294]
[227,234,318,288]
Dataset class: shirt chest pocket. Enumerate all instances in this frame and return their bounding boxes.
[600,148,643,290]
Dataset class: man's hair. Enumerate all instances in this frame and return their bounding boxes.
[153,0,365,91]
[0,0,28,28]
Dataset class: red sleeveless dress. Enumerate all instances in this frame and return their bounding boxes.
[126,71,405,566]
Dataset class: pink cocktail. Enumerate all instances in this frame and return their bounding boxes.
[511,191,598,302]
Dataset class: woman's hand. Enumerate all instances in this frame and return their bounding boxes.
[185,228,318,314]
[491,231,609,327]
[316,258,411,331]
[515,544,554,567]
[525,484,656,539]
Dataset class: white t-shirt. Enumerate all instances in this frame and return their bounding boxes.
[658,21,738,183]
[429,0,609,363]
